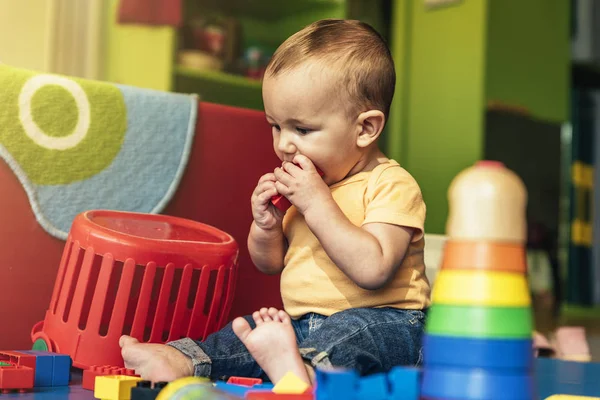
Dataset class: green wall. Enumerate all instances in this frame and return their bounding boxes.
[390,0,489,234]
[103,0,175,91]
[486,0,570,123]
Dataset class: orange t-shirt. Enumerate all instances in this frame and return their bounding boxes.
[281,159,431,318]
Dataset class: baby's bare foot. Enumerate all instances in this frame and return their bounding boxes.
[232,308,309,385]
[119,335,193,382]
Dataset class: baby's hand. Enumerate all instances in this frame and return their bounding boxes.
[274,155,331,215]
[251,173,284,230]
[119,335,193,382]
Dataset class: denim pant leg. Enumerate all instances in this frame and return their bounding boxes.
[298,308,426,376]
[168,315,267,381]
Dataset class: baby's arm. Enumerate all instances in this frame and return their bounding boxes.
[248,222,287,275]
[305,204,413,290]
[248,172,287,275]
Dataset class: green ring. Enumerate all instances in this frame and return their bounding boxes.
[425,304,533,338]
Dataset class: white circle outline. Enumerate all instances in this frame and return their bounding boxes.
[18,74,91,150]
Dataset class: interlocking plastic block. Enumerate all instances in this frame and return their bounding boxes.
[227,376,263,386]
[314,369,358,400]
[272,371,310,394]
[387,366,420,400]
[215,381,252,397]
[94,375,142,400]
[131,380,168,400]
[0,364,34,393]
[20,350,72,386]
[356,373,388,400]
[0,351,36,370]
[245,391,313,400]
[84,366,139,391]
[423,334,533,370]
[421,366,533,400]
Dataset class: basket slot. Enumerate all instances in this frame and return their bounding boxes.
[87,254,115,336]
[56,244,83,322]
[108,258,137,338]
[130,261,157,339]
[69,247,96,324]
[168,264,194,342]
[149,263,175,342]
[203,265,227,339]
[187,266,211,339]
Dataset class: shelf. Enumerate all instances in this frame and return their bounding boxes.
[186,0,345,22]
[175,66,262,89]
[174,65,264,111]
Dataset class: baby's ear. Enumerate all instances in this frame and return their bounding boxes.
[356,110,385,148]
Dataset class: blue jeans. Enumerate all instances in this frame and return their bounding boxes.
[168,307,426,381]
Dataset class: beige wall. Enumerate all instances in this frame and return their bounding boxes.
[0,0,51,71]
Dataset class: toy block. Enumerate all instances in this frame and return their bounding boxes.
[245,391,313,399]
[387,366,420,400]
[94,375,142,400]
[314,369,358,400]
[271,165,324,211]
[356,373,388,400]
[215,381,252,396]
[84,365,139,391]
[272,371,311,394]
[0,351,36,370]
[20,350,72,387]
[0,364,34,393]
[227,376,263,387]
[131,380,168,400]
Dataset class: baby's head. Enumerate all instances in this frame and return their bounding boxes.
[263,19,395,183]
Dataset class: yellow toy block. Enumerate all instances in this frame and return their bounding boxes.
[272,371,311,394]
[94,375,142,400]
[545,396,600,400]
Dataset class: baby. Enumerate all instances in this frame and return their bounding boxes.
[120,19,431,386]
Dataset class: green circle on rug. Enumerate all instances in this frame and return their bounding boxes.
[425,304,533,338]
[0,69,127,185]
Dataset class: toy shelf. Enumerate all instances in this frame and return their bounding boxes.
[174,65,264,110]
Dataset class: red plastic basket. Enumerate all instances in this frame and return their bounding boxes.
[31,210,239,369]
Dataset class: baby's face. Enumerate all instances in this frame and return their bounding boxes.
[262,64,362,185]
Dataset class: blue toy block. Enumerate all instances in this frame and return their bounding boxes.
[20,351,71,387]
[253,383,274,390]
[356,373,389,400]
[315,368,358,400]
[214,381,252,397]
[387,366,419,400]
[18,350,53,387]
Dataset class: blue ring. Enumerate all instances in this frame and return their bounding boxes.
[423,334,533,370]
[421,366,534,400]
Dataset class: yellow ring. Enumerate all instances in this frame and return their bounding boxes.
[432,270,531,306]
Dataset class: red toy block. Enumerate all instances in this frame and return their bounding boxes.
[0,365,34,393]
[245,391,313,399]
[82,365,138,391]
[0,351,36,370]
[227,376,263,387]
[270,165,324,212]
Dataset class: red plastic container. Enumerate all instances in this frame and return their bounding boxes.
[31,210,239,369]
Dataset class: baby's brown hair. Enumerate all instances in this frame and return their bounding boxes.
[266,19,396,120]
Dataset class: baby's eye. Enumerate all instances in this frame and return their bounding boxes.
[271,124,281,131]
[296,127,311,135]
